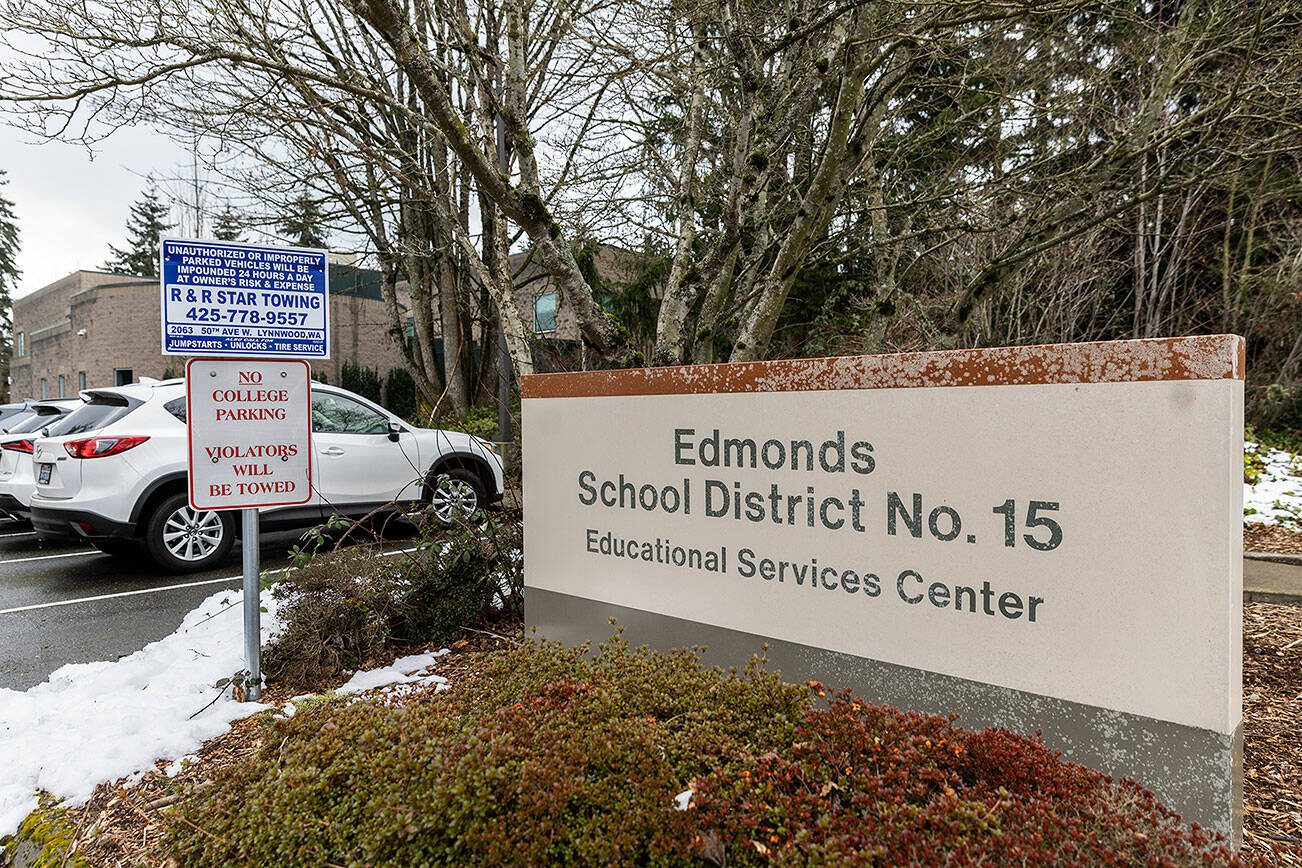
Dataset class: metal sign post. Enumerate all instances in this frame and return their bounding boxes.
[242,508,262,700]
[163,237,328,704]
[184,358,313,702]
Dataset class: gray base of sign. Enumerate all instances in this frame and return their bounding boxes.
[528,587,1242,845]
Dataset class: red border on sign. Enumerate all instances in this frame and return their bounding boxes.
[186,357,314,511]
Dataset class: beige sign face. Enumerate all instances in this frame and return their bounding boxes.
[523,337,1243,736]
[187,358,313,511]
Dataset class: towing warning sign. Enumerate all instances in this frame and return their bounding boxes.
[161,238,329,358]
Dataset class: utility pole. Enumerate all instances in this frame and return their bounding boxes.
[495,108,512,444]
[191,144,203,238]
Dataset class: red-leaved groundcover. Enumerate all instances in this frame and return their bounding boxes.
[693,687,1236,865]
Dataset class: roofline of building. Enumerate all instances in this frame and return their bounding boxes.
[15,269,150,309]
[70,280,156,300]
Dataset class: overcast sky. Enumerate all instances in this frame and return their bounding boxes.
[0,123,189,299]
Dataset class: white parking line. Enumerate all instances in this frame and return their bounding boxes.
[1,550,98,564]
[0,531,37,539]
[0,545,423,616]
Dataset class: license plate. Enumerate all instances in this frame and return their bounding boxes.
[37,463,52,485]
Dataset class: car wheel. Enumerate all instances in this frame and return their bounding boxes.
[92,539,141,559]
[427,468,485,524]
[144,493,235,572]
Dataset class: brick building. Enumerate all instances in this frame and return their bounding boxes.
[9,264,406,401]
[9,243,651,401]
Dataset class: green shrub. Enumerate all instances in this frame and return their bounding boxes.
[1247,424,1302,456]
[340,360,382,404]
[393,516,522,640]
[445,402,501,440]
[440,396,522,443]
[383,367,418,420]
[166,639,807,867]
[165,643,1235,867]
[264,517,522,687]
[261,547,401,685]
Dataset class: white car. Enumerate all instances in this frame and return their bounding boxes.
[0,399,65,435]
[0,398,85,520]
[30,379,503,572]
[0,400,43,429]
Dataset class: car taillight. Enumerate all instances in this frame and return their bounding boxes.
[63,436,150,458]
[2,439,33,453]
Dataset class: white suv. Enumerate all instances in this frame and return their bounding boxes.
[0,398,85,519]
[30,379,504,572]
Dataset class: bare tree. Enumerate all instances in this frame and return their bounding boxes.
[1,0,1298,381]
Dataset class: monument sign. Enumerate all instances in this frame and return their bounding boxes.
[522,335,1243,839]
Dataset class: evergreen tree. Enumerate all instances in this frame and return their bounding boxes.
[103,181,172,276]
[212,204,245,242]
[278,194,328,249]
[383,366,418,420]
[0,170,19,401]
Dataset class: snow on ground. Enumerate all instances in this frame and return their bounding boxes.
[335,650,451,696]
[1245,442,1302,525]
[0,588,281,839]
[0,587,457,841]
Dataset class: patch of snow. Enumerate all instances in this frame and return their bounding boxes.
[1245,442,1302,525]
[0,588,280,840]
[164,755,196,778]
[673,788,693,810]
[335,649,451,696]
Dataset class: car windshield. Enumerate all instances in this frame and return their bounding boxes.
[0,411,37,433]
[52,395,140,436]
[6,409,70,435]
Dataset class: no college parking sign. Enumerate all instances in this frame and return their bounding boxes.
[186,358,312,511]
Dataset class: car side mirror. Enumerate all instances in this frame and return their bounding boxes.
[387,421,402,442]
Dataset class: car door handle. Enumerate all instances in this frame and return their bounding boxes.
[321,446,345,456]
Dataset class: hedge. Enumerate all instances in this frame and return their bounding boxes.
[165,639,1237,866]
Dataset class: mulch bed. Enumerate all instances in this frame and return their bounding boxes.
[1244,601,1302,862]
[17,608,1302,866]
[1245,523,1302,554]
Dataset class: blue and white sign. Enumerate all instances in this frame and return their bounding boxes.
[160,238,330,358]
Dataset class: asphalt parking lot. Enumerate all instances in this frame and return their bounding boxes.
[0,518,411,691]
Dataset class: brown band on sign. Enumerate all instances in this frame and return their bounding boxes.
[522,335,1244,399]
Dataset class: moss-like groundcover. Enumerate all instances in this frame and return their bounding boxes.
[162,638,1238,866]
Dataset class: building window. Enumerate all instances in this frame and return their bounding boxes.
[40,378,47,399]
[114,368,133,386]
[534,291,557,333]
[78,372,86,391]
[15,333,24,357]
[57,375,65,398]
